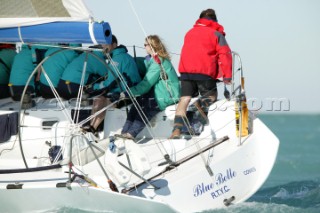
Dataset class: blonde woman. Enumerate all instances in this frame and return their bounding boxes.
[119,35,180,139]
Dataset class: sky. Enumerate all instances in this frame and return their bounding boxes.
[84,0,320,113]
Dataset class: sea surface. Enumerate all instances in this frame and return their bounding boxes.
[42,114,320,213]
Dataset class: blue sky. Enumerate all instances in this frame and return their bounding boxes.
[85,0,320,113]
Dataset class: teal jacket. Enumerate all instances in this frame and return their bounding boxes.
[130,55,180,110]
[9,45,35,87]
[93,45,141,92]
[0,48,17,85]
[40,48,78,87]
[61,51,108,85]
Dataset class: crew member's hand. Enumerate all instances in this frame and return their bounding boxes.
[84,84,92,91]
[119,92,127,99]
[223,78,232,85]
[85,86,95,95]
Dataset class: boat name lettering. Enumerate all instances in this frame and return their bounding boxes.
[193,182,214,197]
[193,168,236,197]
[211,185,230,199]
[215,168,236,185]
[243,167,256,175]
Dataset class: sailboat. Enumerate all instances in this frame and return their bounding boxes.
[0,1,279,212]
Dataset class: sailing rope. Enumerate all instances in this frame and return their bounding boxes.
[17,26,24,43]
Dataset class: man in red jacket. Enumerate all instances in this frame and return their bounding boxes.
[170,8,232,139]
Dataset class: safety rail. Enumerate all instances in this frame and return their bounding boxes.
[231,51,244,99]
[231,52,247,145]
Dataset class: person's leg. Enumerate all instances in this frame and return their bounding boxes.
[0,85,10,99]
[123,94,159,139]
[169,96,191,139]
[39,83,56,99]
[126,109,159,138]
[90,96,111,130]
[57,80,74,100]
[11,85,34,101]
[197,79,218,124]
[121,105,137,134]
[57,80,81,100]
[125,119,144,138]
[68,82,80,99]
[170,80,196,139]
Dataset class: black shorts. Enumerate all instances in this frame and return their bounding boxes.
[181,79,218,98]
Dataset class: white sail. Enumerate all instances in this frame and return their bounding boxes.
[0,0,92,28]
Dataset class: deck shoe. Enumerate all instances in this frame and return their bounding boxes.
[115,133,135,140]
[169,128,181,139]
[169,115,186,139]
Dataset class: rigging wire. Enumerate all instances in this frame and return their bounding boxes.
[127,0,218,174]
[104,52,167,155]
[126,0,174,155]
[72,52,89,126]
[126,45,181,56]
[127,0,235,177]
[127,0,197,139]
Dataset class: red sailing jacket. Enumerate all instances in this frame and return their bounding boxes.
[178,18,232,80]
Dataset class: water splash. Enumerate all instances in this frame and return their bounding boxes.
[248,180,320,209]
[39,207,114,213]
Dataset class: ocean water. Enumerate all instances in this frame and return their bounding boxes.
[43,114,320,213]
[207,114,320,213]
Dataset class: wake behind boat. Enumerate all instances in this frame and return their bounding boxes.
[0,1,279,212]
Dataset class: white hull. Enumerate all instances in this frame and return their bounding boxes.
[0,97,279,213]
[1,180,177,213]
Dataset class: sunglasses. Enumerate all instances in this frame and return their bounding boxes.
[144,43,149,47]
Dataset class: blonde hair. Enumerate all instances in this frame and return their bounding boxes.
[146,35,171,60]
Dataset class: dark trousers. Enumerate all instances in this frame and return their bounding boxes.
[39,82,57,99]
[0,85,10,99]
[121,92,159,138]
[10,85,34,101]
[57,79,80,100]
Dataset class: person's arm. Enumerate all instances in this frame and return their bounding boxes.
[88,52,111,90]
[129,61,160,96]
[215,31,232,83]
[93,64,115,90]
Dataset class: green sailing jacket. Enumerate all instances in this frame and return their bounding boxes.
[0,48,16,85]
[9,45,35,87]
[40,48,79,87]
[93,45,141,92]
[61,51,107,85]
[130,55,180,110]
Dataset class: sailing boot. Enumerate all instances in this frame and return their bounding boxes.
[169,115,185,139]
[196,95,217,125]
[193,101,209,125]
